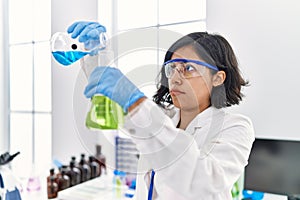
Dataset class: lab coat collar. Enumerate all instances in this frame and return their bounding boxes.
[171,106,224,134]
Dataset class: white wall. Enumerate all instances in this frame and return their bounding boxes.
[51,0,99,164]
[51,0,300,166]
[0,0,4,151]
[207,0,300,140]
[0,0,9,152]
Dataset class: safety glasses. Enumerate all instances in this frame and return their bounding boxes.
[164,58,219,79]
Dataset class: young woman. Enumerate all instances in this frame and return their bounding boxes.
[68,21,255,200]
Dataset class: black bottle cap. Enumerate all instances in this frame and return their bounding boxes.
[50,168,55,174]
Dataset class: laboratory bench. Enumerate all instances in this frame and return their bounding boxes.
[21,172,132,200]
[19,172,289,200]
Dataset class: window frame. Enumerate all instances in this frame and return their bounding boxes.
[3,0,52,177]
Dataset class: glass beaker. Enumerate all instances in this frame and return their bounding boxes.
[50,31,124,130]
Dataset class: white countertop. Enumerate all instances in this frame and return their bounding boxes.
[20,172,132,200]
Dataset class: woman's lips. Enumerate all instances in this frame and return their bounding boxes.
[170,89,185,96]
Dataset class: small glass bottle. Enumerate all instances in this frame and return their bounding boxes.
[71,156,78,166]
[71,156,84,181]
[57,167,71,191]
[78,154,91,182]
[66,161,81,186]
[95,145,106,175]
[47,168,57,183]
[47,176,58,199]
[88,156,100,179]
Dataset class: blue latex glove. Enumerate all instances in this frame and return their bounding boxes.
[84,66,145,112]
[67,21,106,52]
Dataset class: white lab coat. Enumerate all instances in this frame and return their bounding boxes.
[124,99,255,200]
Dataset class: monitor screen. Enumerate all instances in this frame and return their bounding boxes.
[244,138,300,196]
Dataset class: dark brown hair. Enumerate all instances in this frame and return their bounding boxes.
[153,32,249,108]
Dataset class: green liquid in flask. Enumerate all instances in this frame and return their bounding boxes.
[86,95,124,130]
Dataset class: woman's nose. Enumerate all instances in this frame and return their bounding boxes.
[170,69,183,85]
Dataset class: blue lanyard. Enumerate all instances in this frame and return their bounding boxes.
[147,170,155,200]
[0,173,4,188]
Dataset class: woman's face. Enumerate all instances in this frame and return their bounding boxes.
[168,45,213,112]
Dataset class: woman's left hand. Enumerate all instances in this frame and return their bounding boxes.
[67,21,106,51]
[84,66,145,112]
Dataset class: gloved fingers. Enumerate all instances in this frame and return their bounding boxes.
[78,24,106,43]
[84,80,112,98]
[79,23,106,38]
[81,29,101,50]
[68,21,92,39]
[84,67,107,98]
[67,21,81,34]
[84,85,99,98]
[70,22,89,38]
[88,66,106,83]
[88,66,122,84]
[84,79,101,98]
[84,66,122,98]
[79,28,99,43]
[89,23,106,33]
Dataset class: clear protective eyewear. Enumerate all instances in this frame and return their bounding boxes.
[164,58,219,79]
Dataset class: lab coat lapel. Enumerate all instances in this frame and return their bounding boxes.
[192,107,226,159]
[185,106,216,134]
[170,106,222,135]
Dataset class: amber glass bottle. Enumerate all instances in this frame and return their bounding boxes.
[47,168,57,183]
[57,167,71,191]
[47,176,58,199]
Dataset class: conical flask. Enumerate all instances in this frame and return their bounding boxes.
[51,31,107,66]
[82,50,124,130]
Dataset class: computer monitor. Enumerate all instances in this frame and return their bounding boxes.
[244,138,300,197]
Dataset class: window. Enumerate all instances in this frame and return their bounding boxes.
[7,0,51,177]
[114,0,207,98]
